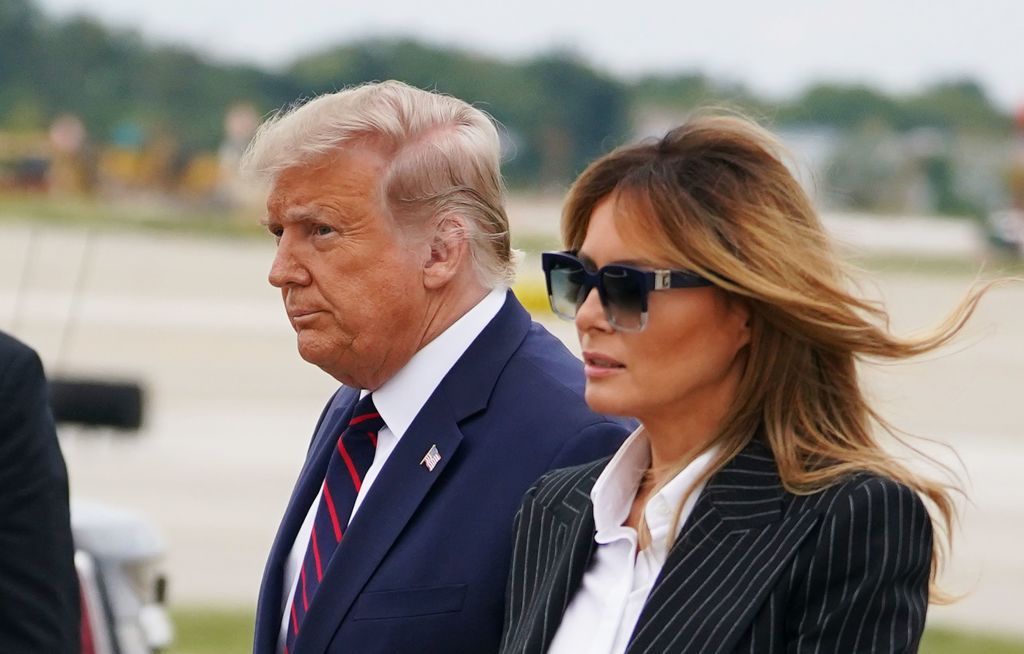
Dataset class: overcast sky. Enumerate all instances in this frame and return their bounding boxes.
[34,0,1024,110]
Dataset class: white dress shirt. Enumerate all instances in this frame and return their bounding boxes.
[278,287,507,652]
[547,428,720,654]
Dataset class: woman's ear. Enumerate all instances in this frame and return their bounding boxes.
[729,296,753,349]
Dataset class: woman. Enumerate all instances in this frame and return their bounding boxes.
[500,115,993,654]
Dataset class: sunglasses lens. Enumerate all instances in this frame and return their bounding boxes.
[602,267,645,331]
[547,259,587,320]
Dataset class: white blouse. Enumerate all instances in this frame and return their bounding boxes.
[547,429,719,654]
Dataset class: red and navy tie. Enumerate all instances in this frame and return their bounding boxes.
[285,394,383,652]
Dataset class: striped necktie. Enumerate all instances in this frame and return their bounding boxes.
[285,393,384,652]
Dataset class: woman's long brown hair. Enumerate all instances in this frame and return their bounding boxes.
[562,113,999,602]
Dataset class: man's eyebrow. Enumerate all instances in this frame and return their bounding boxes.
[262,205,321,226]
[286,206,320,221]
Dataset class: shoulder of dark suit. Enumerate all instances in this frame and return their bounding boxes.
[522,438,926,523]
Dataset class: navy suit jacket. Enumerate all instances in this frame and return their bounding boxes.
[253,291,631,654]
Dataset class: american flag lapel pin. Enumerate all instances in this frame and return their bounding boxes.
[421,444,441,472]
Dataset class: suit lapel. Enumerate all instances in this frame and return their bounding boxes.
[625,441,821,654]
[293,395,465,653]
[293,291,533,653]
[253,387,359,654]
[506,462,604,654]
[534,466,603,654]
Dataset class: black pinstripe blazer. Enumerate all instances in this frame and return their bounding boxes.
[500,439,931,654]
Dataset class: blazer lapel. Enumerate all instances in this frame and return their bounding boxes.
[293,291,534,653]
[253,387,359,654]
[535,466,604,654]
[625,441,821,654]
[502,461,605,654]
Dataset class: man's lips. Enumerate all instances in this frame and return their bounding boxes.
[287,309,323,323]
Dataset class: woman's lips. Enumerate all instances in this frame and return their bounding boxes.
[582,351,625,379]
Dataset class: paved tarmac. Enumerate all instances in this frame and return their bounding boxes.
[1,220,1021,636]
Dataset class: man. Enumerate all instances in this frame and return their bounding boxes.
[0,331,79,653]
[243,81,630,654]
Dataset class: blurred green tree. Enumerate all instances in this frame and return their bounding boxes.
[779,84,903,128]
[0,0,1014,200]
[288,40,629,185]
[901,79,1012,133]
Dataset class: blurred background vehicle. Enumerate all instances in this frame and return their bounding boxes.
[50,378,174,654]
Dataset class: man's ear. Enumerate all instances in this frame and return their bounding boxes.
[422,215,469,290]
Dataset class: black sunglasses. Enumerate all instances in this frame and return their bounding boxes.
[541,251,713,332]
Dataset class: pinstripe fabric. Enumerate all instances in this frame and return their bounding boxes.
[501,440,932,654]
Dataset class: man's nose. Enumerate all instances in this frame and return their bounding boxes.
[268,234,310,288]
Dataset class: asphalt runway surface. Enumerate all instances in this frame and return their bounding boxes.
[1,221,1021,636]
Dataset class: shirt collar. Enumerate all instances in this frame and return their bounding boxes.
[591,427,720,544]
[643,442,719,546]
[591,426,649,538]
[362,286,507,439]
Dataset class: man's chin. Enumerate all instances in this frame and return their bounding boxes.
[296,339,356,385]
[296,336,328,367]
